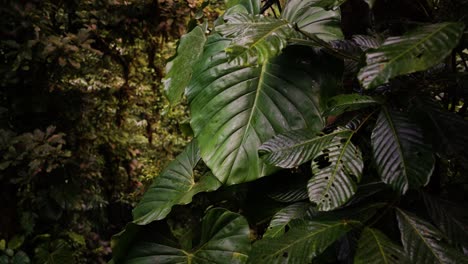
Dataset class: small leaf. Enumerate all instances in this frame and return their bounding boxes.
[248,220,357,263]
[358,22,465,89]
[163,26,206,104]
[132,140,222,225]
[396,209,468,264]
[354,227,408,264]
[371,107,434,193]
[259,128,346,168]
[264,202,311,238]
[322,94,380,117]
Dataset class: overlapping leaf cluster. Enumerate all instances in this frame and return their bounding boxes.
[113,0,468,263]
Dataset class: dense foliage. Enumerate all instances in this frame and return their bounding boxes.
[0,0,223,262]
[112,0,468,263]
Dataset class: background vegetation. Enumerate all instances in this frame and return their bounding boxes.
[0,0,223,262]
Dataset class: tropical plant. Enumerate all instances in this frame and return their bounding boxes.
[112,0,468,263]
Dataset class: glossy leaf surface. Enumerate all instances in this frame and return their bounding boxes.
[282,0,343,42]
[371,108,434,194]
[188,35,342,185]
[259,128,348,168]
[132,141,221,225]
[358,23,465,89]
[309,128,363,211]
[163,26,206,104]
[396,209,468,264]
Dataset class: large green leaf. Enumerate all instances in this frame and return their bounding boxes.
[354,227,408,264]
[259,128,349,168]
[423,193,468,248]
[371,107,434,194]
[309,127,363,211]
[216,13,300,65]
[264,202,311,238]
[282,0,343,42]
[322,94,380,117]
[248,220,357,263]
[119,208,251,264]
[132,141,222,225]
[358,22,465,89]
[188,35,342,185]
[396,209,468,264]
[163,26,206,104]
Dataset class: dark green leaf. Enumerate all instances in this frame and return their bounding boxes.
[164,26,206,104]
[248,220,357,263]
[322,94,380,117]
[132,140,222,225]
[264,202,311,238]
[423,193,468,248]
[396,209,468,264]
[188,35,341,185]
[120,208,251,264]
[358,22,465,89]
[411,97,468,168]
[371,107,434,194]
[354,227,408,264]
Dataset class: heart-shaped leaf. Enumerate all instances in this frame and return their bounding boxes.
[188,35,342,185]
